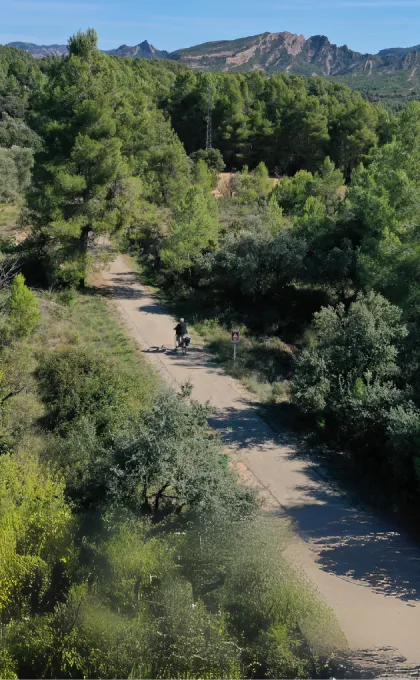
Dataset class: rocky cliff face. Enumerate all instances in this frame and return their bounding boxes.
[171,31,420,78]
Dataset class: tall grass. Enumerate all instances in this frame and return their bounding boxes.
[0,204,20,237]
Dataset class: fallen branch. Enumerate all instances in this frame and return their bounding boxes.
[1,385,26,405]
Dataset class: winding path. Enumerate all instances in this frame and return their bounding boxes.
[99,255,420,671]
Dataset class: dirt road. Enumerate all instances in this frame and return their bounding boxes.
[100,255,420,668]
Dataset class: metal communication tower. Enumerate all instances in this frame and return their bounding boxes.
[206,82,213,150]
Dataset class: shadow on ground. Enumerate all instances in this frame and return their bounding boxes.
[209,404,420,602]
[89,272,144,300]
[284,480,420,602]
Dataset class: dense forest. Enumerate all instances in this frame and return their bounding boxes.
[1,28,420,678]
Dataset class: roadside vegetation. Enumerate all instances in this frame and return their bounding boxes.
[1,26,420,677]
[0,268,347,678]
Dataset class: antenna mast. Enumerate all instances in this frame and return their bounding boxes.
[206,81,213,150]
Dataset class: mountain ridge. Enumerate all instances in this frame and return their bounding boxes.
[168,31,420,81]
[6,32,420,101]
[102,39,169,59]
[7,32,420,66]
[7,41,69,58]
[6,39,168,60]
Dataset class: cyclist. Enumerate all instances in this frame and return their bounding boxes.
[174,318,188,347]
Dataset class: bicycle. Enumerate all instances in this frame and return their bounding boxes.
[175,335,190,355]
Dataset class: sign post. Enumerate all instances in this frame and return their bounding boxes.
[232,331,240,366]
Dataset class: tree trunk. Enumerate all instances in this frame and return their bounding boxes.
[79,226,90,288]
[141,482,151,514]
[153,482,170,514]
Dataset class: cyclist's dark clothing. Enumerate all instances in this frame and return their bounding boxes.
[175,322,188,336]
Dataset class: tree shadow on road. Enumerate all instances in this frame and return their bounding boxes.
[211,405,420,602]
[268,464,420,602]
[285,484,420,602]
[139,303,168,315]
[89,279,145,301]
[210,404,298,449]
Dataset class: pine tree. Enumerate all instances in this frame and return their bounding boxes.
[8,273,40,339]
[28,30,134,286]
[161,187,219,274]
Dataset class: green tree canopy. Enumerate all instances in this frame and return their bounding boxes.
[190,148,225,173]
[161,186,219,274]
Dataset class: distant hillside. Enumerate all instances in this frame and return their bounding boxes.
[7,39,168,60]
[378,45,420,58]
[6,32,420,108]
[7,41,68,58]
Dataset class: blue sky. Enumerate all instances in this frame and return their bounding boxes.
[1,0,420,54]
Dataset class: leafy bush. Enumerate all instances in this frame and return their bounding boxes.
[387,403,420,491]
[36,346,144,505]
[178,518,344,678]
[0,452,73,626]
[0,146,34,203]
[292,292,420,497]
[230,163,273,204]
[293,291,407,414]
[7,273,40,339]
[3,512,344,680]
[207,229,307,306]
[111,388,258,521]
[3,585,154,680]
[36,347,136,435]
[190,148,225,173]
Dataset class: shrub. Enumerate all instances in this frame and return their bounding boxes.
[110,388,258,521]
[387,402,420,493]
[292,292,419,493]
[190,148,225,173]
[0,452,73,625]
[293,292,407,417]
[36,347,136,436]
[178,518,344,678]
[8,273,40,339]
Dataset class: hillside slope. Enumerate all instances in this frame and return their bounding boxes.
[170,31,420,104]
[171,32,359,75]
[9,31,420,78]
